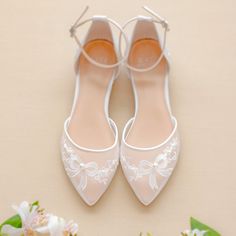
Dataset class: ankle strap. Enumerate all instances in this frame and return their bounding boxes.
[70,6,129,69]
[120,6,170,73]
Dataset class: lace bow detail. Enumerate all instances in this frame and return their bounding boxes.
[138,154,173,190]
[62,139,118,191]
[121,137,179,191]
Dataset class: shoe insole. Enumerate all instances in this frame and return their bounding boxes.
[68,40,117,149]
[126,39,173,147]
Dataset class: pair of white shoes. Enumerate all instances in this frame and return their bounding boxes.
[61,6,180,206]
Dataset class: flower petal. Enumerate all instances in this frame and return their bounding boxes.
[65,220,79,235]
[192,229,207,236]
[182,229,207,236]
[12,201,31,223]
[47,215,65,236]
[1,224,24,236]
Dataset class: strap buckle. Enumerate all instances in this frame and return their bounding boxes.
[143,6,170,31]
[69,6,89,37]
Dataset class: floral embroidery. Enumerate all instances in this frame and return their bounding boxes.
[121,137,178,191]
[61,139,118,191]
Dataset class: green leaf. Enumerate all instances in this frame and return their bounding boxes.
[147,233,152,236]
[30,200,40,212]
[31,200,39,207]
[190,217,221,236]
[0,214,22,231]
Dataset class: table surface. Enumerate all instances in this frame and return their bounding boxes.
[0,0,235,235]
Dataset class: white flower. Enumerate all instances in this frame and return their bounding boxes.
[182,229,207,236]
[0,225,25,236]
[1,201,49,236]
[0,201,78,236]
[37,214,78,236]
[64,220,79,236]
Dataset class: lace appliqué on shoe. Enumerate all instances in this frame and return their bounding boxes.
[62,139,118,191]
[121,138,178,191]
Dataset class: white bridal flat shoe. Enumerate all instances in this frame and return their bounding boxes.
[120,6,180,205]
[61,7,127,206]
